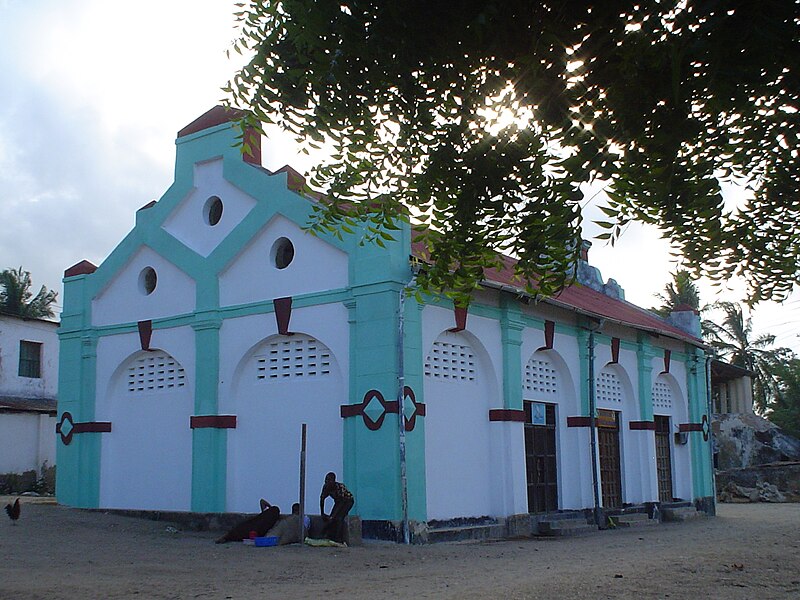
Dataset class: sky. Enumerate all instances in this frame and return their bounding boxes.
[1,0,798,354]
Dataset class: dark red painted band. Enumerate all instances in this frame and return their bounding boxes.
[191,415,237,429]
[73,422,112,434]
[611,337,620,363]
[340,404,362,418]
[56,412,112,445]
[629,420,656,430]
[544,320,555,350]
[273,297,293,335]
[138,320,152,351]
[489,409,526,422]
[679,422,704,433]
[449,304,468,332]
[567,416,592,428]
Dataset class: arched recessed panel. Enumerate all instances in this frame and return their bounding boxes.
[424,340,476,382]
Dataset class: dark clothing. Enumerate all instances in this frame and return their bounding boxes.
[215,505,280,544]
[320,481,354,543]
[321,481,354,503]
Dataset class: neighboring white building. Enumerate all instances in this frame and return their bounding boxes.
[57,107,715,540]
[0,313,58,477]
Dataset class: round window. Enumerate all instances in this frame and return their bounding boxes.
[139,267,157,295]
[203,196,223,226]
[271,237,295,269]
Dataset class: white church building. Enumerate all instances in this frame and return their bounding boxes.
[57,107,715,540]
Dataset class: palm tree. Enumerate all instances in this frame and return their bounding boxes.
[703,300,790,413]
[768,357,800,439]
[0,267,58,319]
[652,269,700,317]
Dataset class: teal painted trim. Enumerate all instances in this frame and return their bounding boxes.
[55,335,83,506]
[403,295,427,522]
[500,296,524,411]
[55,335,101,508]
[685,349,713,498]
[60,288,354,340]
[190,318,225,510]
[191,429,228,512]
[636,335,656,421]
[345,288,403,521]
[577,329,591,416]
[342,298,359,511]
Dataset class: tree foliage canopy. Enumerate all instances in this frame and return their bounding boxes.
[768,357,800,439]
[0,267,58,319]
[703,300,792,412]
[227,1,799,302]
[652,269,700,316]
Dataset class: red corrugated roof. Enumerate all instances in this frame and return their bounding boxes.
[411,235,702,345]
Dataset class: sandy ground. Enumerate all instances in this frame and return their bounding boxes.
[1,498,798,600]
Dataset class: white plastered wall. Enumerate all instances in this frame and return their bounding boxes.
[219,303,349,513]
[595,353,645,505]
[651,356,692,501]
[219,215,349,308]
[0,316,59,399]
[421,306,503,520]
[0,413,55,474]
[91,247,196,327]
[519,331,587,511]
[95,328,195,510]
[161,158,258,258]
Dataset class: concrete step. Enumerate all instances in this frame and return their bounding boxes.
[426,523,506,543]
[537,518,598,537]
[661,506,704,522]
[610,512,658,528]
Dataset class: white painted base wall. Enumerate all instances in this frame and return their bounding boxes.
[0,412,55,474]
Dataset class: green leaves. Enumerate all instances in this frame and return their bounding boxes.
[225,1,800,303]
[0,267,58,319]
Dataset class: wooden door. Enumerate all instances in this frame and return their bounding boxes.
[524,402,558,513]
[655,415,673,503]
[597,410,622,508]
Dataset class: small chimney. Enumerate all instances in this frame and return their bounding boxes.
[666,304,701,338]
[177,106,261,166]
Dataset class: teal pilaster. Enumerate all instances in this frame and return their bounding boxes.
[636,334,656,421]
[500,296,524,410]
[346,284,403,521]
[191,316,226,512]
[685,348,713,498]
[577,329,591,416]
[57,271,102,508]
[403,296,427,522]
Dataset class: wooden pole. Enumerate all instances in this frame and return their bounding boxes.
[299,423,307,545]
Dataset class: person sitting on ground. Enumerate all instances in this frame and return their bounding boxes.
[265,502,312,546]
[215,498,280,544]
[320,472,354,544]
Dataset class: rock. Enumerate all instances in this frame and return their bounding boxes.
[756,481,787,503]
[713,413,800,469]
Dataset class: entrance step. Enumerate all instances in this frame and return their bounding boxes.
[609,512,658,528]
[660,505,704,522]
[534,512,597,537]
[426,522,506,543]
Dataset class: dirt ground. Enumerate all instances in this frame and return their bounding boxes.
[1,498,798,600]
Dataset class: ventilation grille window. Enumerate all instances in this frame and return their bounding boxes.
[596,370,623,404]
[255,337,331,380]
[653,380,674,410]
[424,341,476,382]
[525,356,557,396]
[127,353,185,393]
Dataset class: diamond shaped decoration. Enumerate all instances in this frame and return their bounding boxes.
[363,394,386,423]
[403,397,416,422]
